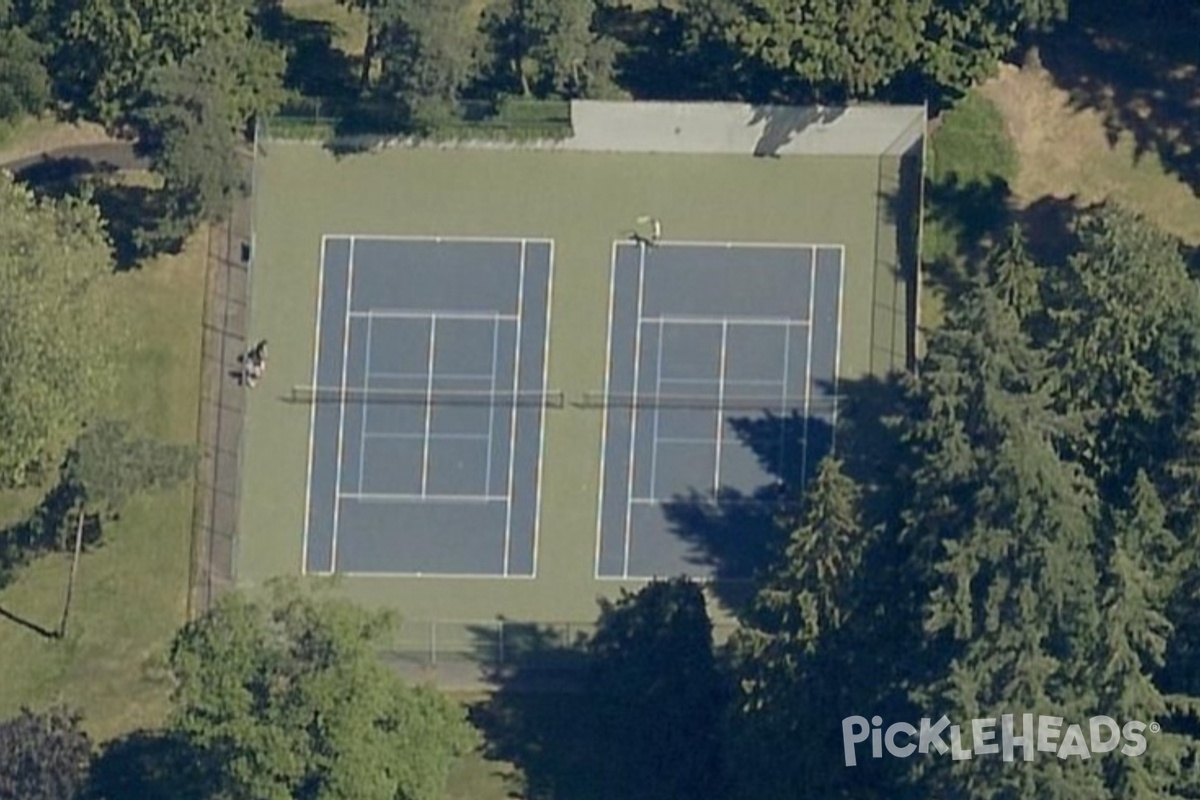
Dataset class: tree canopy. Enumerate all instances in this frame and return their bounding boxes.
[0,173,116,487]
[168,582,477,800]
[0,707,92,800]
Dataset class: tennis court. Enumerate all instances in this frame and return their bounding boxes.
[302,236,554,577]
[595,241,844,579]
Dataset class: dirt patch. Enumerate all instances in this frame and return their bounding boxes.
[979,58,1200,244]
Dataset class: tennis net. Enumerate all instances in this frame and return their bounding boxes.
[290,386,566,407]
[578,391,838,411]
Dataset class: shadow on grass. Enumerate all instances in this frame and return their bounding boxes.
[1036,1,1200,197]
[88,729,220,800]
[471,580,727,800]
[259,3,360,102]
[0,605,57,639]
[13,153,174,270]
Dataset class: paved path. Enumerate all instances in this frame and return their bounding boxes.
[0,142,145,174]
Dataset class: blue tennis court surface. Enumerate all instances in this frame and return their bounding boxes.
[596,241,844,579]
[304,236,553,577]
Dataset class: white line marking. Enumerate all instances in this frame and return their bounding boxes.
[658,376,786,387]
[714,320,729,494]
[657,435,722,446]
[329,236,357,573]
[594,241,620,579]
[364,431,490,442]
[349,310,518,321]
[301,234,332,575]
[502,241,526,576]
[321,234,553,245]
[641,314,808,327]
[367,369,493,382]
[485,315,500,495]
[356,313,373,493]
[337,570,537,580]
[420,316,437,495]
[779,320,792,481]
[622,243,648,579]
[615,239,844,251]
[338,492,507,503]
[531,239,555,579]
[649,319,664,501]
[801,249,817,488]
[831,250,846,451]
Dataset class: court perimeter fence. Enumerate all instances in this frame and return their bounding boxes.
[262,97,574,144]
[187,147,255,618]
[384,618,740,688]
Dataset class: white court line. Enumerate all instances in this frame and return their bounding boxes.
[658,376,786,387]
[713,320,729,494]
[617,238,844,250]
[338,570,536,580]
[800,249,817,489]
[365,431,490,442]
[329,236,357,574]
[502,241,527,576]
[649,319,664,500]
[356,312,374,494]
[778,319,792,480]
[531,238,555,579]
[367,369,493,382]
[621,243,648,579]
[484,316,500,496]
[419,316,438,496]
[831,251,847,451]
[323,234,553,245]
[338,492,507,503]
[593,242,620,579]
[642,314,808,327]
[301,234,332,575]
[657,435,721,446]
[349,310,518,322]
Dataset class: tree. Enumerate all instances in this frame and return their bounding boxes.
[133,35,282,245]
[0,173,115,487]
[482,0,617,98]
[168,582,476,800]
[728,456,885,799]
[375,0,483,123]
[1047,204,1200,498]
[0,23,50,124]
[706,0,1070,102]
[59,0,264,123]
[727,0,929,98]
[0,707,92,800]
[904,281,1107,797]
[586,578,726,800]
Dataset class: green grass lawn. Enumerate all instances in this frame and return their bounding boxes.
[921,91,1019,330]
[0,238,205,741]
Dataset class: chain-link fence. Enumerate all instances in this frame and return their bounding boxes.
[187,151,254,618]
[381,618,741,690]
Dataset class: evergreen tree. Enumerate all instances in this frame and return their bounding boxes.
[904,281,1106,797]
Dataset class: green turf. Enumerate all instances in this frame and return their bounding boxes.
[922,92,1018,329]
[0,241,204,740]
[239,140,909,639]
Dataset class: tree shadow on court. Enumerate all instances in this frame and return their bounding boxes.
[1035,0,1200,197]
[749,104,846,157]
[471,579,729,800]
